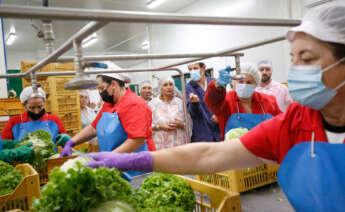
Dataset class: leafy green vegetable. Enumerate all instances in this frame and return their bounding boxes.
[32,159,136,212]
[0,161,23,195]
[16,130,56,167]
[88,200,135,212]
[134,173,195,212]
[225,127,248,141]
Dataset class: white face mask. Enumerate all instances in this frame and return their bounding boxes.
[235,83,255,98]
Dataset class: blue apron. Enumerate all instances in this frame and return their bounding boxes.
[0,136,2,151]
[11,113,59,143]
[225,101,273,133]
[278,134,345,212]
[96,112,148,177]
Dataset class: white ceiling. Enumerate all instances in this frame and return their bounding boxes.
[1,0,198,67]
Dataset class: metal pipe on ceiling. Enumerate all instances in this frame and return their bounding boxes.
[0,36,284,79]
[0,5,301,26]
[22,21,108,76]
[56,52,245,63]
[157,35,286,70]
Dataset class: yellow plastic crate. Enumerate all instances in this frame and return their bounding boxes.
[178,176,241,212]
[0,98,24,116]
[196,164,277,193]
[58,112,81,131]
[267,164,280,181]
[0,164,40,212]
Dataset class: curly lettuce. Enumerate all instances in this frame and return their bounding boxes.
[225,127,249,141]
[16,130,55,167]
[134,173,196,212]
[0,161,23,195]
[32,159,136,212]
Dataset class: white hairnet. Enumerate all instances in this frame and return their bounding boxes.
[257,60,273,69]
[139,80,152,90]
[287,1,345,45]
[98,61,131,83]
[20,86,46,103]
[158,77,175,89]
[79,90,89,97]
[240,63,261,86]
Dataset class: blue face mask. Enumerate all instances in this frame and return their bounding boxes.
[288,57,345,110]
[235,83,255,98]
[190,69,201,81]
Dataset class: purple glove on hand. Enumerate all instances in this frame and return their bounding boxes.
[60,140,76,157]
[86,151,153,172]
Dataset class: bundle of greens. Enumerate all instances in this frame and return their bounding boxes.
[0,161,23,195]
[225,127,249,141]
[134,173,196,212]
[88,200,135,212]
[16,130,56,167]
[32,157,136,212]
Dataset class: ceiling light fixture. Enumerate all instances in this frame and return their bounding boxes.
[142,40,149,50]
[82,32,98,48]
[146,0,167,9]
[6,27,16,46]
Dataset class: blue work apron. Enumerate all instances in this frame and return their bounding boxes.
[96,112,148,177]
[11,113,59,143]
[225,101,273,133]
[0,136,2,151]
[278,135,345,212]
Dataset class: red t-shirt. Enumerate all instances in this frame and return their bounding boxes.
[92,89,156,151]
[240,102,345,164]
[1,112,66,140]
[204,80,282,139]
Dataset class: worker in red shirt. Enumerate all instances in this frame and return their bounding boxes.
[60,62,155,176]
[85,2,345,211]
[1,86,66,143]
[204,62,282,139]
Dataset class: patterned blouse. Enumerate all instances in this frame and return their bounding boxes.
[148,97,187,150]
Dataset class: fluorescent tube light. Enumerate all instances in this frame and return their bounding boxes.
[142,40,149,50]
[82,33,97,48]
[6,33,16,45]
[147,0,167,9]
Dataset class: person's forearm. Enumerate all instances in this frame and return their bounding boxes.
[204,80,226,116]
[152,139,264,174]
[72,125,97,145]
[113,138,145,153]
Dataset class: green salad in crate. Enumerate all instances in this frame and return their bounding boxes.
[15,129,56,168]
[0,161,23,195]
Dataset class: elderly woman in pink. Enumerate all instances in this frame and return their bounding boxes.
[148,77,187,150]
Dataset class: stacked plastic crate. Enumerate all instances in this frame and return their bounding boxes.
[21,62,82,137]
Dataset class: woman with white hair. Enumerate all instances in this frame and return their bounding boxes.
[86,2,345,211]
[79,90,97,129]
[205,62,282,138]
[148,77,187,150]
[2,86,66,143]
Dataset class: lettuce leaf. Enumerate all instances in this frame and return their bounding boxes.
[0,161,23,195]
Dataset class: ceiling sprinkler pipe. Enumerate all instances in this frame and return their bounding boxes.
[42,20,55,54]
[64,40,98,90]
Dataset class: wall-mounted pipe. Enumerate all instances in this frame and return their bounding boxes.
[0,5,301,27]
[157,36,286,70]
[56,52,244,63]
[0,36,284,79]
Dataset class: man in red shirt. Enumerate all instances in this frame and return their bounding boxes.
[60,63,155,157]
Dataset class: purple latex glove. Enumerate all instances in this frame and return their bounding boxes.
[60,140,76,157]
[86,151,153,172]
